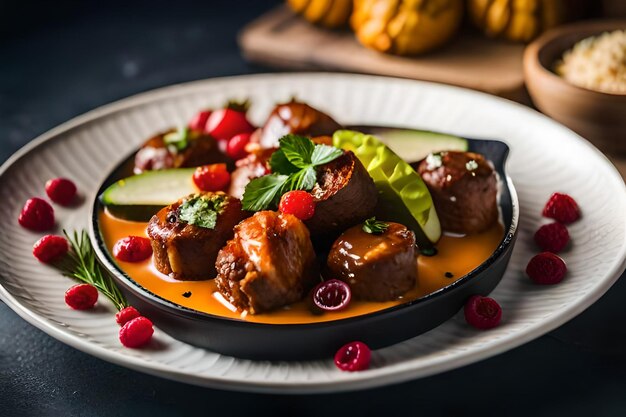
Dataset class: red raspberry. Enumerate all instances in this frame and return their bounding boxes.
[113,236,153,262]
[192,163,231,192]
[526,252,567,285]
[279,191,316,221]
[115,306,141,326]
[45,177,77,206]
[334,341,371,372]
[33,235,68,263]
[542,193,580,224]
[119,316,154,348]
[534,222,569,253]
[464,295,502,329]
[188,109,212,132]
[65,284,98,310]
[226,132,252,160]
[18,197,54,231]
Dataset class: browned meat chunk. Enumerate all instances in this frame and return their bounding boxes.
[215,211,318,314]
[253,100,342,149]
[417,151,498,234]
[134,129,230,174]
[306,151,378,237]
[228,148,275,199]
[147,192,249,281]
[327,222,417,301]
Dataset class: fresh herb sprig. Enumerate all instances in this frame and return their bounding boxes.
[362,217,389,235]
[242,135,343,211]
[58,230,128,311]
[177,194,225,229]
[163,126,190,153]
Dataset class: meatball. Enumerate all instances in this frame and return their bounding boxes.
[306,151,378,237]
[147,192,249,281]
[253,100,342,149]
[327,222,417,301]
[417,151,498,234]
[214,211,318,314]
[134,128,230,174]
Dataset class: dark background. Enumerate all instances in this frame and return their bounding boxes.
[1,1,626,416]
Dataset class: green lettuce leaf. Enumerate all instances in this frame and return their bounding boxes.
[332,130,441,247]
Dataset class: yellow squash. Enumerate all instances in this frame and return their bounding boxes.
[287,0,353,28]
[350,0,464,55]
[468,0,571,43]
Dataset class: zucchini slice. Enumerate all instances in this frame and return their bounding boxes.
[333,130,442,249]
[358,127,468,163]
[100,168,198,221]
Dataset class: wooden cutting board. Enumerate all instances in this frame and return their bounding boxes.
[239,6,626,176]
[239,6,530,104]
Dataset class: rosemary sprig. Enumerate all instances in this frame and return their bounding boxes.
[58,230,128,311]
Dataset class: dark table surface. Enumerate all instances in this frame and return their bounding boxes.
[1,2,625,416]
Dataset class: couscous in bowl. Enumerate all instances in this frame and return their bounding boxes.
[524,20,626,155]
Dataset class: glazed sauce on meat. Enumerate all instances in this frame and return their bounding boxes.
[99,210,503,324]
[328,223,414,283]
[331,224,410,270]
[257,101,341,148]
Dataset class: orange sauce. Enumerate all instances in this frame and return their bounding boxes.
[99,210,503,324]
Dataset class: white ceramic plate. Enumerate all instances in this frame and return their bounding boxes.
[1,73,624,394]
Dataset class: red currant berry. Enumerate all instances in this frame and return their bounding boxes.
[45,177,77,206]
[192,163,230,192]
[464,295,502,330]
[534,222,569,253]
[279,191,315,221]
[226,132,252,160]
[113,236,153,262]
[115,306,141,326]
[188,109,212,132]
[119,316,154,348]
[526,252,567,285]
[18,197,54,231]
[334,341,371,372]
[542,192,580,224]
[33,235,68,263]
[65,283,98,310]
[312,279,351,312]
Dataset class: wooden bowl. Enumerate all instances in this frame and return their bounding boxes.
[523,20,626,155]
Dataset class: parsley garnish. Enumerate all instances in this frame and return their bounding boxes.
[177,194,225,229]
[240,174,290,212]
[242,135,343,211]
[362,217,389,234]
[163,126,190,153]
